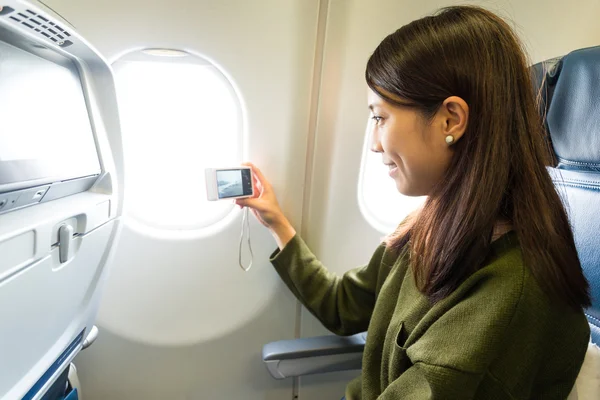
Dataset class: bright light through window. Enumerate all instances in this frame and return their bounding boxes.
[358,119,426,233]
[113,53,243,231]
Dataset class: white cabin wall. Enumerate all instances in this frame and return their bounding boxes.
[300,0,600,398]
[43,0,320,399]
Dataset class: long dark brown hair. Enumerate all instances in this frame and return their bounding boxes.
[366,6,591,309]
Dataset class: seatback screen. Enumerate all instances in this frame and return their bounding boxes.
[0,39,100,192]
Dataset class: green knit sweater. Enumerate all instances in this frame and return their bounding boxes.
[270,231,589,399]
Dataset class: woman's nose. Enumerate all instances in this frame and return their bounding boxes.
[370,130,383,153]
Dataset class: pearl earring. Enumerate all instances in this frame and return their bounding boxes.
[445,135,455,145]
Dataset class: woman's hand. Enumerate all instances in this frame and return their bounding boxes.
[235,163,296,249]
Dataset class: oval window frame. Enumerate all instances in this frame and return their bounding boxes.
[111,48,249,239]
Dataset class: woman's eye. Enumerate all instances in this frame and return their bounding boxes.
[371,115,383,124]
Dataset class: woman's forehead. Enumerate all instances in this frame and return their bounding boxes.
[368,86,414,109]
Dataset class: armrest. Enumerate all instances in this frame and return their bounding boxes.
[82,325,98,350]
[262,332,367,379]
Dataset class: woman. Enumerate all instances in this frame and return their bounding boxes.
[238,6,591,399]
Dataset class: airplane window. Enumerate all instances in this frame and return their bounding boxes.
[112,50,243,232]
[358,119,426,233]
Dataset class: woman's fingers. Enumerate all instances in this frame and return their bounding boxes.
[235,162,284,228]
[243,162,271,190]
[252,175,262,198]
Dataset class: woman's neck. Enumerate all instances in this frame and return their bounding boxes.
[492,219,513,242]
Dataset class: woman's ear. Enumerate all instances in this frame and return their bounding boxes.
[440,96,469,144]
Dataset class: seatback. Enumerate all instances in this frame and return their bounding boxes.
[0,1,124,398]
[532,46,600,343]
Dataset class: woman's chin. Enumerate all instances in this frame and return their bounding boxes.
[395,180,423,197]
[394,179,409,195]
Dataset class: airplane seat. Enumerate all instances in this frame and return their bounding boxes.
[531,46,600,398]
[531,45,600,343]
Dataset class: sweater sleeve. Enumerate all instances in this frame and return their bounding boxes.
[270,234,387,336]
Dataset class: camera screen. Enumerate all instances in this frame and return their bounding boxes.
[216,169,253,199]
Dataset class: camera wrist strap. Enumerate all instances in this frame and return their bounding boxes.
[239,207,253,272]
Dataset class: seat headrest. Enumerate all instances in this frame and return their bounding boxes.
[532,46,600,170]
